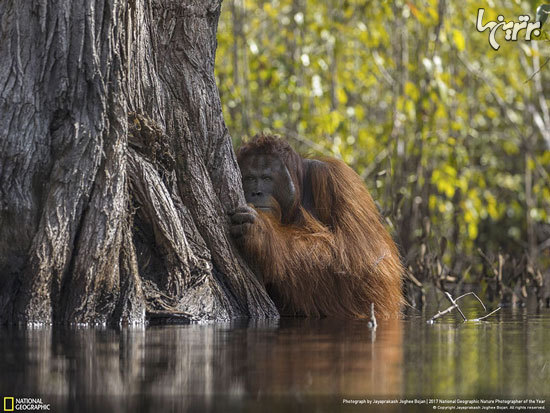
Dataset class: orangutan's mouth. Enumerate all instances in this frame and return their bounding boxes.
[254,206,273,212]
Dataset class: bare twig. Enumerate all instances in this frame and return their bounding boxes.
[360,148,389,180]
[478,248,498,277]
[524,57,550,83]
[471,307,501,322]
[454,291,487,312]
[427,302,459,324]
[444,292,467,321]
[406,270,423,288]
[427,291,501,324]
[281,128,334,156]
[372,50,395,85]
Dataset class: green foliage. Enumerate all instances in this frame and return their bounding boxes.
[216,0,550,300]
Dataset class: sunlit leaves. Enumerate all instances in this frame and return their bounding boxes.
[215,0,550,266]
[453,29,466,51]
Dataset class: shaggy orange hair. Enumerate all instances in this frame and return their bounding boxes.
[236,134,403,318]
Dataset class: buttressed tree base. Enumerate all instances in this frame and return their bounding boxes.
[0,0,277,325]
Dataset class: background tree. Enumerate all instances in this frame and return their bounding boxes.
[0,0,277,325]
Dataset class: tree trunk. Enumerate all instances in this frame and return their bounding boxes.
[0,0,278,325]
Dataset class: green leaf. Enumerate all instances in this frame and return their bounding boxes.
[453,30,465,52]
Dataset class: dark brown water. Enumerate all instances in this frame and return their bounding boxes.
[1,307,549,412]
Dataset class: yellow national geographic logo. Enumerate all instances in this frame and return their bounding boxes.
[4,397,14,412]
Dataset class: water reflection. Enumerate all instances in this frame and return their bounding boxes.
[405,309,550,398]
[0,310,549,412]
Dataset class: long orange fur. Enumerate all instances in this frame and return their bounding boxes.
[237,135,404,319]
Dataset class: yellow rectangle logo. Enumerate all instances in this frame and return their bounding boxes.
[4,397,14,412]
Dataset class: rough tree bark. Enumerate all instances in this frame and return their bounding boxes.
[0,0,278,324]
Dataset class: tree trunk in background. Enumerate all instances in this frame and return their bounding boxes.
[0,0,278,325]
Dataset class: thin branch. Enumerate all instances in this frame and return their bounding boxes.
[428,291,501,324]
[524,57,550,83]
[361,148,389,180]
[281,128,334,157]
[372,50,394,85]
[477,248,498,277]
[406,269,423,288]
[454,291,487,312]
[471,307,501,322]
[427,302,458,324]
[444,292,467,321]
